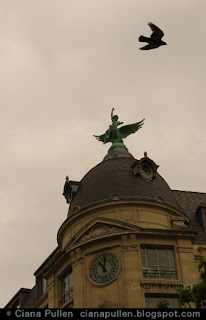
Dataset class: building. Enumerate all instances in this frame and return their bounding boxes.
[5,129,206,309]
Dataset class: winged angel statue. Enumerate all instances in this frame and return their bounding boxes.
[94,108,145,146]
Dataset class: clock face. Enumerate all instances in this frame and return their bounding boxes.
[89,253,119,284]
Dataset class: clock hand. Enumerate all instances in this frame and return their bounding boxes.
[98,262,107,273]
[103,255,106,268]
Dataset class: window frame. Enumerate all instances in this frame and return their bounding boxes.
[145,294,180,308]
[41,277,48,296]
[60,266,73,305]
[37,276,48,299]
[140,245,177,280]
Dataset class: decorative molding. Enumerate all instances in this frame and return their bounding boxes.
[79,222,124,243]
[131,154,159,182]
[178,247,193,254]
[171,218,187,231]
[73,257,84,267]
[62,177,80,204]
[64,217,141,251]
[194,254,205,261]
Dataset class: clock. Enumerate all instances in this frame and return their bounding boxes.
[89,253,119,284]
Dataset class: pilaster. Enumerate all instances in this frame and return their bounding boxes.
[72,248,84,307]
[121,234,143,307]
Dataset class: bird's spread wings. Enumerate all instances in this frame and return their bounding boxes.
[119,119,145,139]
[148,22,164,40]
[140,44,159,50]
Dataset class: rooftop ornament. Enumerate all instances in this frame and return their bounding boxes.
[94,108,145,147]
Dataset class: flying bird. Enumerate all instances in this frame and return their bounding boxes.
[139,22,167,50]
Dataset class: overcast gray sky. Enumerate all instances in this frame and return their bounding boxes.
[1,0,206,307]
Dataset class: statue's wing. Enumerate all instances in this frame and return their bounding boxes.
[119,119,145,139]
[94,133,114,144]
[94,127,114,144]
[93,133,106,143]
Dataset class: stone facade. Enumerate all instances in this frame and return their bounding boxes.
[5,155,206,309]
[33,201,205,308]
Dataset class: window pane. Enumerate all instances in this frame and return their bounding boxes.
[62,275,68,294]
[146,248,157,265]
[166,297,180,308]
[146,266,159,279]
[145,297,150,308]
[157,248,169,266]
[62,269,72,295]
[145,295,179,309]
[168,249,175,266]
[42,278,47,295]
[142,265,148,278]
[173,298,180,308]
[68,271,73,288]
[142,246,177,280]
[159,266,170,279]
[141,248,146,265]
[150,297,160,308]
[167,298,173,308]
[61,268,73,305]
[170,267,177,279]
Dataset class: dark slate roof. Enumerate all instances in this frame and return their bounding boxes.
[69,157,179,215]
[172,190,206,244]
[68,156,206,244]
[4,288,34,308]
[22,286,37,308]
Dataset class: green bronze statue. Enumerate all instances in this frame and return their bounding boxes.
[94,108,145,146]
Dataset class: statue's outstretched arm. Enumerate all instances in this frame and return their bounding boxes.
[111,108,114,120]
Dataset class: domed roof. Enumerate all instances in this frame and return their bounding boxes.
[68,156,179,216]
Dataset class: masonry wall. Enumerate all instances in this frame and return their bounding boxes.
[35,201,206,308]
